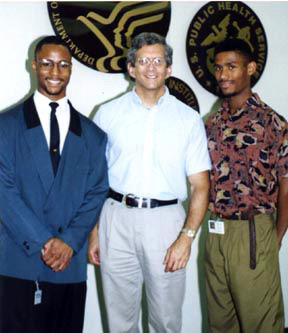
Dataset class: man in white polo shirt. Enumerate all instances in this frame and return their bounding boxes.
[89,32,211,333]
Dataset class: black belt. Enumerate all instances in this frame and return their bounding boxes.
[108,188,178,209]
[217,211,260,221]
[215,211,262,270]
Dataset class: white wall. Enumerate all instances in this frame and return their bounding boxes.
[1,2,288,332]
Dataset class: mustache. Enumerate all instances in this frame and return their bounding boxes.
[218,79,231,84]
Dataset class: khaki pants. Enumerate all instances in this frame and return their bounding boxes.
[99,198,186,333]
[205,213,284,333]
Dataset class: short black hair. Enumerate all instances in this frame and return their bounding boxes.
[214,38,254,62]
[34,35,71,59]
[127,32,173,67]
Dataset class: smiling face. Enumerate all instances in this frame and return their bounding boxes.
[32,44,72,101]
[214,50,256,99]
[127,44,171,96]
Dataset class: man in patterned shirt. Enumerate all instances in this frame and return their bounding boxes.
[205,38,288,333]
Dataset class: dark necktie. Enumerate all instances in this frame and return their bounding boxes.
[49,102,60,175]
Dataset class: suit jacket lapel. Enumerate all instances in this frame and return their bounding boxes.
[23,96,54,194]
[23,97,84,199]
[56,101,84,184]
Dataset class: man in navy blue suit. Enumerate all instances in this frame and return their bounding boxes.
[0,36,108,333]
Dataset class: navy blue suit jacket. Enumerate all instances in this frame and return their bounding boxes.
[0,95,108,283]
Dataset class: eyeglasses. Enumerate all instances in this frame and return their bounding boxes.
[136,57,166,67]
[36,59,72,72]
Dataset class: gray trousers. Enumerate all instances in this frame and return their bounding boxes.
[98,198,186,333]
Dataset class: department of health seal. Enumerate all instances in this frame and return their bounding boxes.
[186,1,268,96]
[48,1,171,73]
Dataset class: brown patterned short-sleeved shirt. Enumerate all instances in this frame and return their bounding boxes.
[206,93,288,216]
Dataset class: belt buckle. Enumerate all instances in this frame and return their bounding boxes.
[235,212,242,220]
[123,193,135,208]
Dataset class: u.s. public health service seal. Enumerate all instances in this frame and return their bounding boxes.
[186,1,268,96]
[48,1,171,73]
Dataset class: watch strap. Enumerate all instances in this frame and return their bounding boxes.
[181,228,196,239]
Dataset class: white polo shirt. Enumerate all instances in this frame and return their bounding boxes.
[95,88,211,201]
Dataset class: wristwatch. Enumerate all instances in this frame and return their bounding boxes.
[181,228,196,239]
